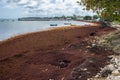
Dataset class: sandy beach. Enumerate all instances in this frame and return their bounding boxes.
[0,24,116,80]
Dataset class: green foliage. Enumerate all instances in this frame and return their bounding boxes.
[93,15,99,20]
[71,14,77,20]
[79,0,120,22]
[83,15,92,20]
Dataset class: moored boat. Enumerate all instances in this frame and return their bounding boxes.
[50,24,57,26]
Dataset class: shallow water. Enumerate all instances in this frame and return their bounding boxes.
[0,20,89,41]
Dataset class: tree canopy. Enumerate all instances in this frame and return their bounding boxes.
[78,0,120,21]
[83,15,92,20]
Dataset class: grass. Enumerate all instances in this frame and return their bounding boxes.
[113,21,120,25]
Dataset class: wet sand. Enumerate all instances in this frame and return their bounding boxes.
[0,25,116,80]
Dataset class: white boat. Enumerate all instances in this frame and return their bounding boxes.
[64,23,72,25]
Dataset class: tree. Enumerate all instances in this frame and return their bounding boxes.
[93,15,99,20]
[83,15,92,20]
[78,0,120,22]
[71,14,77,20]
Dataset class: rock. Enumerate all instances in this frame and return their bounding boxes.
[89,30,120,80]
[97,30,120,54]
[94,73,100,78]
[70,58,98,80]
[106,64,116,71]
[108,55,114,59]
[59,60,70,68]
[92,43,96,47]
[112,69,119,74]
[86,46,91,49]
[110,56,120,67]
[106,75,120,80]
[113,45,120,54]
[81,68,87,71]
[99,64,116,77]
[101,69,112,77]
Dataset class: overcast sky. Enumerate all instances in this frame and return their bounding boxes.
[0,0,96,18]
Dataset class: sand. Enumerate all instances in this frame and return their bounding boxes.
[0,25,116,80]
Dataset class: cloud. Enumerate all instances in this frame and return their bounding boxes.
[0,0,95,17]
[18,0,29,4]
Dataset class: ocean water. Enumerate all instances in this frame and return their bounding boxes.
[0,20,89,41]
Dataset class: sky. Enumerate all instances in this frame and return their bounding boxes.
[0,0,96,18]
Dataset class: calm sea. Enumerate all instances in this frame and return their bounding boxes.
[0,20,89,41]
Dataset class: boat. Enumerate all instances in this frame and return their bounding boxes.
[64,23,72,25]
[50,24,57,26]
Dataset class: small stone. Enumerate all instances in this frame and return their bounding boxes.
[108,55,114,59]
[86,46,91,49]
[106,75,120,80]
[101,69,112,77]
[112,69,119,74]
[92,43,96,47]
[81,68,87,71]
[95,75,99,78]
[106,64,116,71]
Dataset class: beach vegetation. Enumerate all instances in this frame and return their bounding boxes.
[78,0,120,22]
[93,15,99,20]
[83,15,92,20]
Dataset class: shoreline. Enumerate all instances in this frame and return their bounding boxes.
[0,25,99,59]
[0,25,116,80]
[0,20,100,42]
[0,24,98,44]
